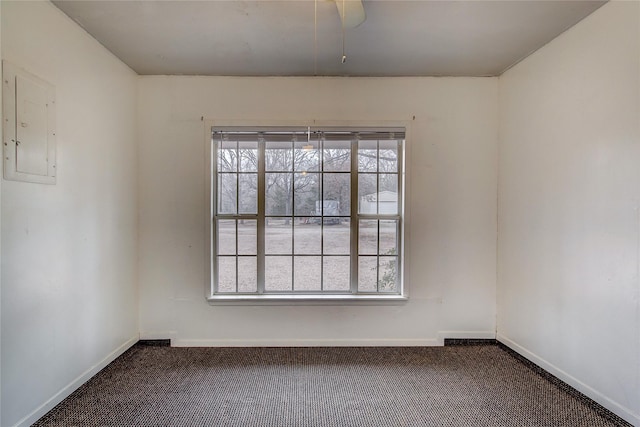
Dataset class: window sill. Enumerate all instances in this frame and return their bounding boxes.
[207,294,408,306]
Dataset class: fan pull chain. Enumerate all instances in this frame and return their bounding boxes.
[341,0,347,63]
[314,0,318,75]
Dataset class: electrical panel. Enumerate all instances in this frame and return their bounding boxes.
[3,61,56,184]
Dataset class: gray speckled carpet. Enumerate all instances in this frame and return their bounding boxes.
[33,344,630,427]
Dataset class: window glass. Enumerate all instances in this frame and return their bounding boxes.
[323,140,351,172]
[294,172,320,216]
[212,128,403,298]
[294,140,320,172]
[265,256,292,291]
[294,256,322,291]
[265,218,292,255]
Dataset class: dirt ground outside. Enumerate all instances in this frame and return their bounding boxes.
[216,219,398,293]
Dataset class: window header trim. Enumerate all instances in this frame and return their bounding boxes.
[213,127,405,142]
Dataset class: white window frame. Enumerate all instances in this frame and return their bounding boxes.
[204,121,409,305]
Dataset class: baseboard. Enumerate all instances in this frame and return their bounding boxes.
[174,333,499,348]
[12,335,139,427]
[497,334,639,426]
[172,337,440,347]
[437,330,496,345]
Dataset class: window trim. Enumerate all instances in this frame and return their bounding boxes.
[204,120,410,305]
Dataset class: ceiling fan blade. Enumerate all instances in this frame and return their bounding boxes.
[334,0,366,29]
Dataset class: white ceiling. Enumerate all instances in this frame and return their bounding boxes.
[52,0,607,77]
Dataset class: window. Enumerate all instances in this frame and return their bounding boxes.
[208,126,405,301]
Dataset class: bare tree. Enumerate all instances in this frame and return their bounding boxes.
[217,138,398,219]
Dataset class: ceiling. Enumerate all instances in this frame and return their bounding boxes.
[52,0,607,77]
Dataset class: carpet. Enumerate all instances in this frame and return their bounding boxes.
[33,343,631,426]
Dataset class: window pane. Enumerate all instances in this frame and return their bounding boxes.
[294,256,321,291]
[238,141,258,172]
[265,218,292,254]
[266,173,292,216]
[378,256,398,292]
[378,174,398,215]
[379,220,397,255]
[266,141,293,172]
[323,219,350,255]
[294,173,320,216]
[323,256,350,291]
[218,219,236,255]
[358,140,377,172]
[294,140,319,172]
[239,174,257,214]
[358,256,377,292]
[378,174,398,193]
[358,220,377,255]
[315,200,340,217]
[265,256,292,291]
[238,257,257,292]
[378,140,398,172]
[217,257,236,292]
[218,173,237,214]
[294,221,320,254]
[238,220,257,255]
[323,173,350,215]
[218,141,236,172]
[358,173,377,214]
[323,140,351,172]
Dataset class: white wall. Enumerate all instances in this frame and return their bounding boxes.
[138,76,498,346]
[1,2,139,426]
[0,3,3,423]
[497,2,640,425]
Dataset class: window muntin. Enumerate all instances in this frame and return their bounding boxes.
[211,127,404,298]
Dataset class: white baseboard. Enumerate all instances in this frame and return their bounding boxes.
[172,337,440,347]
[12,335,139,427]
[174,332,499,348]
[497,334,640,427]
[437,330,496,345]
